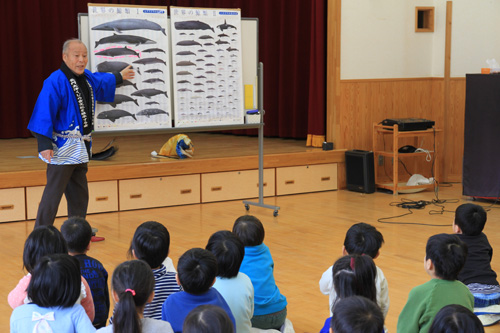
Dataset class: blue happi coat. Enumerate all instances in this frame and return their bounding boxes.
[28,69,116,165]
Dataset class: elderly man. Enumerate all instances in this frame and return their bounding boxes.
[28,38,134,228]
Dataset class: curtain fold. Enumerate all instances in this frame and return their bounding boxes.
[0,0,326,140]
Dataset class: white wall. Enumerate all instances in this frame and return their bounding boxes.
[341,0,500,79]
[450,0,500,77]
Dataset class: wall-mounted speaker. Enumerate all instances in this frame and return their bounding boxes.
[345,150,375,194]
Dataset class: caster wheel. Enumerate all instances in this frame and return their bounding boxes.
[245,204,250,211]
[273,210,278,217]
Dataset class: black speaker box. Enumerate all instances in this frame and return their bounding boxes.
[345,150,375,194]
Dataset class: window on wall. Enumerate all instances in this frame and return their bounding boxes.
[415,7,435,32]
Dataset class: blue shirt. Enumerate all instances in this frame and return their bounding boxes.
[239,243,287,315]
[161,288,236,333]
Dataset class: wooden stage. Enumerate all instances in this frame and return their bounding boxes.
[0,133,344,190]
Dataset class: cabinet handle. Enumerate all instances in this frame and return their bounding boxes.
[95,196,108,202]
[0,205,14,210]
[285,180,295,185]
[321,177,331,181]
[211,186,222,192]
[180,189,192,194]
[256,182,268,187]
[130,194,142,199]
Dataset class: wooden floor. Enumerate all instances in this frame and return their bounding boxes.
[0,132,342,189]
[2,184,500,332]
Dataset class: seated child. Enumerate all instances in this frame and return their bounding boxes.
[319,222,389,317]
[97,260,174,333]
[397,233,474,333]
[183,304,235,333]
[129,221,181,320]
[233,215,288,330]
[8,225,95,322]
[320,254,378,333]
[206,230,254,333]
[61,217,109,328]
[330,296,384,333]
[453,204,500,311]
[429,304,484,333]
[10,253,95,332]
[161,248,236,333]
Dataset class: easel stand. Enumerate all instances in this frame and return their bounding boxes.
[243,63,280,216]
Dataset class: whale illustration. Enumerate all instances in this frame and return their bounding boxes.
[217,20,237,32]
[97,109,137,122]
[92,19,166,35]
[94,33,155,48]
[175,20,214,32]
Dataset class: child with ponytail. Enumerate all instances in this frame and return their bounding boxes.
[98,260,173,333]
[319,254,379,333]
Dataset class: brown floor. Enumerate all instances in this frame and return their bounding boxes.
[2,184,500,332]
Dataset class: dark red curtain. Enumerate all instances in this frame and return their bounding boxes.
[0,0,325,139]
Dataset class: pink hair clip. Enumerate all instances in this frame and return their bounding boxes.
[125,289,136,296]
[350,257,355,270]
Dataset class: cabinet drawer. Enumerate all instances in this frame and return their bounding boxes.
[201,169,275,203]
[87,181,118,214]
[276,163,337,195]
[119,175,200,210]
[26,186,68,220]
[0,188,26,223]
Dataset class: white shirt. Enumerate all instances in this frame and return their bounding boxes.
[319,264,390,317]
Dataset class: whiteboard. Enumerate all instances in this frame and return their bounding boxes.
[78,12,258,131]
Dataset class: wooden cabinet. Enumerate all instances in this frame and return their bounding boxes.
[0,188,26,223]
[119,174,200,210]
[373,123,440,194]
[201,169,275,203]
[87,181,118,214]
[276,164,338,195]
[26,186,68,220]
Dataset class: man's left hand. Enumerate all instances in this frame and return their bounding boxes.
[120,65,135,80]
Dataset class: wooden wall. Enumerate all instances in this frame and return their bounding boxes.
[334,77,466,183]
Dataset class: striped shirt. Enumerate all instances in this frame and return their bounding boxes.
[144,265,181,320]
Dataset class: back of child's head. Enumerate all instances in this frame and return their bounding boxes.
[128,221,170,269]
[429,304,484,333]
[206,230,245,278]
[332,254,377,304]
[27,253,81,308]
[330,296,384,333]
[60,216,92,254]
[344,223,384,258]
[454,203,487,236]
[111,260,155,333]
[426,233,468,280]
[232,215,264,246]
[177,248,217,295]
[183,304,235,333]
[23,225,68,273]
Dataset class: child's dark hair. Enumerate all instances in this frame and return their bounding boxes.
[183,304,235,333]
[429,304,484,333]
[332,254,377,305]
[128,221,170,269]
[23,225,68,273]
[27,253,81,308]
[60,216,92,254]
[330,296,384,333]
[344,223,384,258]
[177,248,217,295]
[206,230,245,278]
[454,203,487,236]
[426,234,468,280]
[111,260,155,333]
[232,215,264,246]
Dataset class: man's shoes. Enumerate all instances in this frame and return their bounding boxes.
[91,235,105,242]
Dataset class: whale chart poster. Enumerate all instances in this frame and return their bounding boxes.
[88,4,172,131]
[170,7,245,128]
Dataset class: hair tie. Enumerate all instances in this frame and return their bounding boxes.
[125,289,136,296]
[350,257,355,270]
